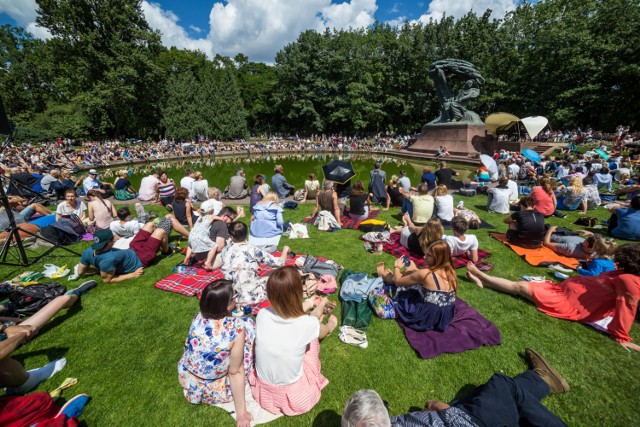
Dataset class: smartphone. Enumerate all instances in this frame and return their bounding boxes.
[402,256,411,267]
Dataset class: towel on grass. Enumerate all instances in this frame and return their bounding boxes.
[303,209,380,230]
[155,252,307,297]
[490,233,580,270]
[213,384,283,426]
[397,298,502,359]
[380,234,493,270]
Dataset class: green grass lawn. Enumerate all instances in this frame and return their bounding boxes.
[6,195,640,426]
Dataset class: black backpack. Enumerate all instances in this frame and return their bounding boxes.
[7,283,67,317]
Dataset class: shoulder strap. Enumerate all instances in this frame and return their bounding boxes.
[431,272,441,290]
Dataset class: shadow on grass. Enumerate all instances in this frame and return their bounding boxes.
[452,383,480,401]
[36,300,84,339]
[312,409,341,426]
[474,204,489,212]
[13,346,70,364]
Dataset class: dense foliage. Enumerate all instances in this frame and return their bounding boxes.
[0,0,638,141]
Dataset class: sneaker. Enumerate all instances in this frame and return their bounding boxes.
[58,394,91,418]
[525,348,570,393]
[457,200,464,209]
[67,280,98,297]
[548,264,573,274]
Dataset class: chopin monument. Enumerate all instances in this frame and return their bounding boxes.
[409,59,487,158]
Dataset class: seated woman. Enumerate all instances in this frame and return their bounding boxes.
[608,195,640,241]
[86,189,116,231]
[347,181,372,221]
[378,240,457,332]
[384,175,403,211]
[465,243,640,352]
[178,280,254,427]
[55,189,87,223]
[408,184,434,226]
[487,177,512,214]
[433,184,454,224]
[504,196,546,249]
[171,187,197,230]
[222,222,289,305]
[391,215,444,258]
[249,174,267,214]
[250,266,337,416]
[556,176,587,214]
[192,172,210,202]
[304,173,320,201]
[308,180,342,227]
[156,170,176,207]
[529,177,557,217]
[249,192,284,250]
[113,170,137,200]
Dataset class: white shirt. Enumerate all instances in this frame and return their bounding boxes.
[180,176,195,199]
[82,176,100,194]
[255,308,319,385]
[507,164,520,180]
[138,175,160,201]
[488,187,511,214]
[398,176,411,194]
[56,200,86,217]
[435,195,454,221]
[193,179,209,201]
[444,234,479,257]
[507,180,519,201]
[109,220,142,238]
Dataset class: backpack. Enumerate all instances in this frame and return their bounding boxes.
[282,200,298,210]
[574,217,598,227]
[7,283,67,318]
[293,189,306,202]
[358,219,389,233]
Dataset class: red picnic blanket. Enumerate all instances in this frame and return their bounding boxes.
[379,234,493,270]
[155,253,316,297]
[303,209,380,230]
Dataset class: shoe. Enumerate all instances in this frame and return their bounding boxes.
[68,280,98,297]
[163,244,178,256]
[548,264,573,274]
[58,394,91,418]
[556,212,567,218]
[525,348,569,393]
[339,326,368,349]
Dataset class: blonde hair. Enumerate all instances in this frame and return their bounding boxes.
[194,171,203,180]
[434,184,448,197]
[208,187,221,200]
[390,175,398,184]
[568,176,584,193]
[263,191,278,203]
[592,237,617,259]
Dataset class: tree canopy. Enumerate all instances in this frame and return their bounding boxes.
[0,0,637,141]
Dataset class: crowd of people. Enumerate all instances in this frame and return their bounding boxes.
[2,135,640,426]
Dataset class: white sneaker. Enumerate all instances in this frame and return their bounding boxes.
[548,264,573,274]
[457,201,464,209]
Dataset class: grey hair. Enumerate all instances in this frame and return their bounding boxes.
[323,180,334,189]
[342,390,391,427]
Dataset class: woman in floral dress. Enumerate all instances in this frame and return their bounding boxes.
[178,279,254,427]
[221,222,290,305]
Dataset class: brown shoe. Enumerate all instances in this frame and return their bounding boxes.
[525,348,570,394]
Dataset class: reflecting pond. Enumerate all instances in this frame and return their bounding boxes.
[98,153,478,191]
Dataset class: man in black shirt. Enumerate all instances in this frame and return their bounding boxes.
[434,161,459,188]
[504,196,546,248]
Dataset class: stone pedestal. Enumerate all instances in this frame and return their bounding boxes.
[408,124,487,157]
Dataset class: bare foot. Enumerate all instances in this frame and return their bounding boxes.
[466,262,482,277]
[203,262,213,271]
[466,271,483,288]
[376,262,390,277]
[326,314,338,334]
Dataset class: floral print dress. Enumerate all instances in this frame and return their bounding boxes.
[221,242,285,305]
[178,314,255,405]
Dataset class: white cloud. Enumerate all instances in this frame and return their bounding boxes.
[189,25,203,34]
[141,1,212,53]
[415,0,517,23]
[386,16,408,28]
[0,0,51,38]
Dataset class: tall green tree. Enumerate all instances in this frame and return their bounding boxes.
[161,70,200,140]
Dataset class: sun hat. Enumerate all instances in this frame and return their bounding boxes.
[88,169,99,175]
[92,229,114,251]
[200,199,217,214]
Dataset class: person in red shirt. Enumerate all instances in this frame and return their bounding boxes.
[466,243,640,351]
[529,176,557,217]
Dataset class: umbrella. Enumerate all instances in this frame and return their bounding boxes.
[480,154,498,179]
[520,116,549,139]
[322,160,356,184]
[594,148,609,161]
[522,148,541,164]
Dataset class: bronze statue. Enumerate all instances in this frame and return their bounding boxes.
[429,59,485,125]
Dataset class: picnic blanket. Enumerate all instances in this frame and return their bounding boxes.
[155,252,307,297]
[380,233,493,270]
[490,233,580,270]
[443,219,495,230]
[303,209,380,230]
[397,298,502,359]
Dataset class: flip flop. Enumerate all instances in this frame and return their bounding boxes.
[50,377,78,399]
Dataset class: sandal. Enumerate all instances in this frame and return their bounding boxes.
[323,301,337,315]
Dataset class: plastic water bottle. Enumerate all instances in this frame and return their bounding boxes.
[172,266,197,275]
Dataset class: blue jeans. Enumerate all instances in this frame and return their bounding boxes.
[452,371,567,427]
[401,199,413,217]
[19,206,35,221]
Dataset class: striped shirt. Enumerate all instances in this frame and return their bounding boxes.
[158,179,175,198]
[391,407,478,426]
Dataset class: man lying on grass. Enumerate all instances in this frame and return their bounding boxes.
[77,218,173,283]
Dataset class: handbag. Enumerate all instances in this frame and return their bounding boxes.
[368,286,396,319]
[300,254,339,278]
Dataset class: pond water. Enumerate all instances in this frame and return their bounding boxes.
[99,153,477,191]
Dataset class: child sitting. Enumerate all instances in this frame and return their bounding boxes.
[577,236,617,276]
[221,222,289,305]
[443,216,479,263]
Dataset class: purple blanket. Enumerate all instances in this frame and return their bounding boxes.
[397,298,501,359]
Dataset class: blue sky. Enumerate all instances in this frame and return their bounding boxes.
[0,1,521,63]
